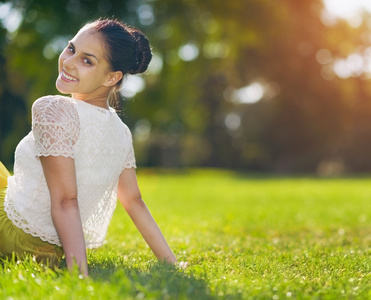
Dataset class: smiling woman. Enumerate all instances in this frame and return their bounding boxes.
[0,18,179,277]
[56,28,117,105]
[56,19,151,109]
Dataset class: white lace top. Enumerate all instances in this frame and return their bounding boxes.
[4,95,136,248]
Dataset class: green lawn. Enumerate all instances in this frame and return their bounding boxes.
[1,169,371,299]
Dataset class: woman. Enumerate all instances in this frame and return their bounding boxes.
[0,18,177,276]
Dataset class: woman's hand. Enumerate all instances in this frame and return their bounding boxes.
[177,261,189,269]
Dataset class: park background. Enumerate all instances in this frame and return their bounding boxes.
[2,1,371,299]
[1,0,371,175]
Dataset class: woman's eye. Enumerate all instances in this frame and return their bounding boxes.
[67,46,74,53]
[84,58,92,65]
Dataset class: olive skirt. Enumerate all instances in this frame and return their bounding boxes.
[0,163,63,266]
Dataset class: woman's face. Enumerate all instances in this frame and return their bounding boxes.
[56,28,119,99]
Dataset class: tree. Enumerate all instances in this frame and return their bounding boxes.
[1,0,371,172]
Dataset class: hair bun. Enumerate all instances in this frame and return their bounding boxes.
[129,30,152,75]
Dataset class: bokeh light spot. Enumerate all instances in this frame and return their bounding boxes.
[203,42,229,59]
[0,3,22,33]
[134,119,151,142]
[178,43,199,61]
[316,49,332,65]
[147,53,163,75]
[333,53,363,78]
[225,113,241,131]
[137,4,154,26]
[121,75,145,98]
[232,83,265,104]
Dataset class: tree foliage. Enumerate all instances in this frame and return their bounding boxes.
[1,0,371,173]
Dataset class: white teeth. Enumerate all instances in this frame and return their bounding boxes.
[62,71,77,81]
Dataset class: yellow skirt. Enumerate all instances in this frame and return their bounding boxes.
[0,161,10,189]
[0,162,63,267]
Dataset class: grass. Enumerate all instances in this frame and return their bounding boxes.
[1,169,371,299]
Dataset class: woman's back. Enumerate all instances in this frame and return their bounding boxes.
[5,95,135,247]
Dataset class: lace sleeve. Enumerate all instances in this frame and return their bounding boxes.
[32,96,80,158]
[123,127,136,169]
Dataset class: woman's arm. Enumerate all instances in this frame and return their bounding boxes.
[40,156,88,276]
[117,168,177,263]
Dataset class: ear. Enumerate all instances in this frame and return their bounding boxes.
[103,71,123,87]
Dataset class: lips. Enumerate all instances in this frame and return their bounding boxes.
[61,70,78,82]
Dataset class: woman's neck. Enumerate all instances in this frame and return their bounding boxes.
[72,92,110,109]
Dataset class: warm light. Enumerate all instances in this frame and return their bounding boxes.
[316,49,332,65]
[333,53,364,78]
[323,0,371,23]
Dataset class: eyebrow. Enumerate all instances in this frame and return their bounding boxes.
[69,41,100,62]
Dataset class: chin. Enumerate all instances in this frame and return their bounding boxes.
[56,78,70,94]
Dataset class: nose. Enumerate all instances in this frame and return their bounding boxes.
[62,54,76,71]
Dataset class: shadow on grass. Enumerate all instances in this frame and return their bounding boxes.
[89,261,218,299]
[0,257,225,299]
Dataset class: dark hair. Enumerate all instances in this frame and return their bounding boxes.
[85,18,152,108]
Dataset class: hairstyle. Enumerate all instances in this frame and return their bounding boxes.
[84,18,152,108]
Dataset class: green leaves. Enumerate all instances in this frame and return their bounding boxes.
[2,0,371,171]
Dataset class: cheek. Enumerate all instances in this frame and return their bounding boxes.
[58,53,65,71]
[58,49,70,67]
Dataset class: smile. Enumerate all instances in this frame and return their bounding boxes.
[61,70,78,82]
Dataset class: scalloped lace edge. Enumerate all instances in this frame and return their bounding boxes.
[35,153,75,159]
[4,203,103,248]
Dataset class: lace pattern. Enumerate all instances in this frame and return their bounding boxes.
[32,96,80,158]
[5,95,136,247]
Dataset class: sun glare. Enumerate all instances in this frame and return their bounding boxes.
[323,0,371,19]
[321,0,371,79]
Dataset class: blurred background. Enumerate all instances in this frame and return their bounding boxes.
[1,0,371,174]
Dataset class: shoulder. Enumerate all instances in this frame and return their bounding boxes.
[32,95,78,123]
[32,95,74,112]
[114,115,133,138]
